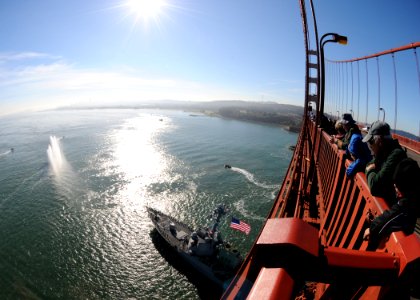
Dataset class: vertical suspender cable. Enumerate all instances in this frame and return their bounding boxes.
[376,57,381,120]
[337,63,339,116]
[344,63,347,112]
[351,63,354,114]
[392,53,398,133]
[324,61,330,114]
[414,48,420,98]
[332,63,334,116]
[337,63,340,116]
[328,64,334,115]
[342,63,345,114]
[338,63,341,116]
[335,63,338,116]
[345,62,349,112]
[328,62,331,114]
[325,62,328,114]
[331,62,334,115]
[334,63,338,117]
[414,48,420,138]
[365,60,369,125]
[357,61,360,122]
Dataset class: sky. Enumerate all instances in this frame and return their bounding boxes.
[1,0,419,128]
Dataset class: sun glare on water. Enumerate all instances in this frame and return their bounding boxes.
[111,114,171,203]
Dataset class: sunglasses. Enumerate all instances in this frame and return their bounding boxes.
[368,137,375,145]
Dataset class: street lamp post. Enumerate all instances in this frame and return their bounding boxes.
[379,107,385,122]
[319,33,348,123]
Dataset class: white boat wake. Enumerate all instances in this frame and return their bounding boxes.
[230,167,277,189]
[0,149,13,158]
[232,199,266,222]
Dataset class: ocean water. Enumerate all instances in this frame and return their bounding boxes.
[0,109,297,299]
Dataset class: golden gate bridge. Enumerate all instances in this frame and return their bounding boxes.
[221,0,419,299]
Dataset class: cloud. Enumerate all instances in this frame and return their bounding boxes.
[0,51,304,116]
[0,52,258,115]
[0,51,60,63]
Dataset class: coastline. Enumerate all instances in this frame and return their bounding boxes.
[48,100,304,133]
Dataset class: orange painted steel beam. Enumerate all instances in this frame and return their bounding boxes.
[396,233,420,273]
[345,194,367,249]
[324,247,398,270]
[337,183,358,248]
[330,177,352,246]
[222,262,252,300]
[256,218,319,256]
[393,133,420,154]
[309,247,401,287]
[247,268,294,300]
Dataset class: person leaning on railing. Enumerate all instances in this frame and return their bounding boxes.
[334,120,346,140]
[345,128,372,177]
[363,121,407,204]
[329,113,359,151]
[363,158,419,250]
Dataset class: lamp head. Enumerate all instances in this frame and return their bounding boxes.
[333,34,348,45]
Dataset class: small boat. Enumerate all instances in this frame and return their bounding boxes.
[146,205,243,287]
[224,164,231,169]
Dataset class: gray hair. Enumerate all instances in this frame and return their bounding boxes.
[373,134,393,143]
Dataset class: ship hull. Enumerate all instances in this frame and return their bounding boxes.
[146,207,242,288]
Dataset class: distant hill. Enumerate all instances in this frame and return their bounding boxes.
[153,100,304,131]
[57,100,305,131]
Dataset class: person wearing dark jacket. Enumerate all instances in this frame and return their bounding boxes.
[364,158,419,250]
[363,121,407,204]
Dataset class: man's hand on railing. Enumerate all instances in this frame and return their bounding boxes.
[363,228,370,241]
[365,163,376,172]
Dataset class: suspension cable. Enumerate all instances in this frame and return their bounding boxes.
[414,48,420,100]
[376,57,381,121]
[351,62,354,113]
[337,63,340,117]
[357,61,360,121]
[328,42,420,132]
[341,62,345,115]
[365,60,369,125]
[334,63,338,118]
[376,57,381,120]
[345,62,349,112]
[392,53,398,133]
[332,63,335,115]
[413,47,420,137]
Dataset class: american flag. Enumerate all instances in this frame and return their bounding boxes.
[230,217,251,235]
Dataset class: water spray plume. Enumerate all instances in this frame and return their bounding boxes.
[47,136,66,175]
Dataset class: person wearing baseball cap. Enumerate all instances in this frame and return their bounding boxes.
[364,158,419,250]
[363,120,407,204]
